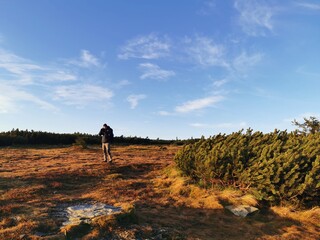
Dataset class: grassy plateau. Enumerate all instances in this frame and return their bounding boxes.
[0,145,319,239]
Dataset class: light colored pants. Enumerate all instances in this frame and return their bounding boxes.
[102,142,112,161]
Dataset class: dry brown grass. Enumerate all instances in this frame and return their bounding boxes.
[0,145,319,239]
[271,206,320,227]
[217,188,258,206]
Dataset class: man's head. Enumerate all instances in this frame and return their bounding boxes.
[103,123,108,128]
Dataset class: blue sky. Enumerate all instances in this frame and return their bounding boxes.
[0,0,319,139]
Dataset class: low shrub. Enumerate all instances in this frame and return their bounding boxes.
[174,130,320,207]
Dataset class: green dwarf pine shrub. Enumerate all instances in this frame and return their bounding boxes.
[174,130,320,207]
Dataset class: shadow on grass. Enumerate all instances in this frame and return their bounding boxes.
[0,168,104,212]
[133,198,304,240]
[109,163,162,179]
[0,171,103,238]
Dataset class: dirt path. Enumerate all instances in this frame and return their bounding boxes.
[0,145,319,239]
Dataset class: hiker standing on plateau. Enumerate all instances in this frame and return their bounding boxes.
[99,123,114,162]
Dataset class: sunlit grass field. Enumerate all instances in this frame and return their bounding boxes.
[0,145,319,239]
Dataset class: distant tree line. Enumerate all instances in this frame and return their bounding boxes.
[0,129,196,147]
[175,117,320,207]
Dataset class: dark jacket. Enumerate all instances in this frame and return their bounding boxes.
[99,126,114,143]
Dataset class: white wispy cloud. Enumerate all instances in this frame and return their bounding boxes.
[157,110,172,116]
[0,47,113,112]
[232,51,263,73]
[0,48,44,84]
[0,48,78,84]
[44,70,77,82]
[175,95,224,113]
[185,36,228,67]
[206,51,263,91]
[0,83,57,113]
[126,94,147,109]
[54,84,113,107]
[296,2,320,10]
[81,50,100,67]
[69,50,101,68]
[118,33,170,60]
[114,79,131,89]
[212,78,229,88]
[0,48,28,64]
[234,0,275,36]
[0,48,70,113]
[0,94,14,114]
[139,63,175,80]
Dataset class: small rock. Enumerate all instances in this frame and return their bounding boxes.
[14,216,22,221]
[62,203,122,226]
[19,234,27,240]
[226,205,259,217]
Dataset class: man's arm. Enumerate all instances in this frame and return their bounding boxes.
[98,129,104,136]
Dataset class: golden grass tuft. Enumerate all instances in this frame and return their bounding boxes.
[216,188,258,207]
[240,193,259,206]
[271,206,320,227]
[202,194,223,209]
[154,166,224,209]
[155,165,261,210]
[103,173,123,180]
[169,177,190,196]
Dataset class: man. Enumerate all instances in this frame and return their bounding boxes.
[98,123,114,162]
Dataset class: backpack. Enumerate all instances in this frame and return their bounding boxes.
[107,127,114,142]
